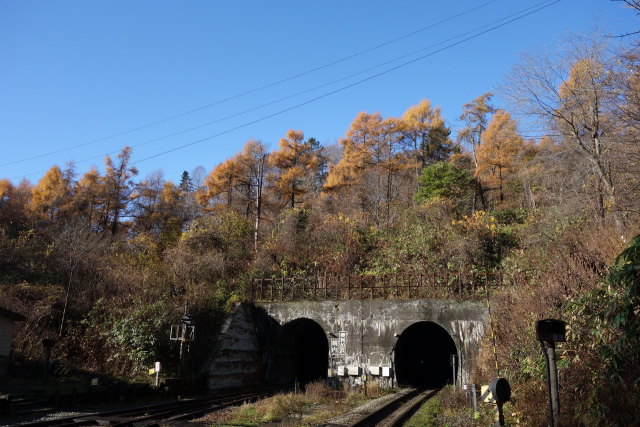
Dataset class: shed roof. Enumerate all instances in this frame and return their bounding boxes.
[0,307,26,321]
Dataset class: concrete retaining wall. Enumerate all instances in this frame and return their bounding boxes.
[206,299,488,388]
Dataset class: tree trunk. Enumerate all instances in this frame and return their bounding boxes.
[254,156,264,252]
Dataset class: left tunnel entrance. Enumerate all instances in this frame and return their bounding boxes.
[274,318,328,385]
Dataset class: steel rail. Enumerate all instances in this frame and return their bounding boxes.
[319,387,438,427]
[17,387,287,426]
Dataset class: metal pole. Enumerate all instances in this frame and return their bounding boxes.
[471,384,477,415]
[495,402,505,426]
[542,341,560,426]
[391,354,395,388]
[451,354,456,388]
[179,339,184,377]
[364,370,368,397]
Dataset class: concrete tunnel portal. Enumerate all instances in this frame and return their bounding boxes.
[274,318,328,384]
[394,321,458,388]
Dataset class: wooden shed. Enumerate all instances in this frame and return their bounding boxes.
[0,307,25,358]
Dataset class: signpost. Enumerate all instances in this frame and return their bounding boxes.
[154,361,161,386]
[170,313,195,377]
[327,333,339,384]
[536,319,566,427]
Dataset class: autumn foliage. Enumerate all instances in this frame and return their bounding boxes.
[1,31,640,425]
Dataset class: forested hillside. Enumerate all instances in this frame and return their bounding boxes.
[1,32,639,424]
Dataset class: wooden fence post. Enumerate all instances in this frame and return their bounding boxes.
[394,274,399,298]
[383,275,387,299]
[324,273,328,300]
[281,277,285,301]
[370,276,373,299]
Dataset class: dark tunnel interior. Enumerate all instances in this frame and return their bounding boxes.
[274,318,328,385]
[394,321,457,388]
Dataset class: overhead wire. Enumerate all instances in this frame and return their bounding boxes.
[129,0,561,167]
[10,0,561,179]
[1,0,500,167]
[15,0,550,176]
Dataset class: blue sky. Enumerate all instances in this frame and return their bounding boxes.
[1,0,636,185]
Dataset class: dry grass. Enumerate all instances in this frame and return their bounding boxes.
[197,380,392,427]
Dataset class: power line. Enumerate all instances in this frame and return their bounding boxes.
[129,1,561,166]
[11,0,560,180]
[64,3,557,163]
[1,0,500,168]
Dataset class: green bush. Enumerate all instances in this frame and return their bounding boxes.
[415,161,474,204]
[491,208,528,225]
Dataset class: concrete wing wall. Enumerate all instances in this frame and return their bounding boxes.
[206,303,265,390]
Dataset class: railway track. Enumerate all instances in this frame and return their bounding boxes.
[319,387,439,427]
[16,387,285,426]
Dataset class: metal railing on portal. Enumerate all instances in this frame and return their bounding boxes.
[248,270,521,302]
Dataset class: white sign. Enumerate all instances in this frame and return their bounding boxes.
[155,361,161,372]
[330,337,338,356]
[338,331,347,355]
[347,366,361,376]
[170,324,195,341]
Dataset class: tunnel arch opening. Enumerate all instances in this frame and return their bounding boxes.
[394,321,457,388]
[274,318,328,385]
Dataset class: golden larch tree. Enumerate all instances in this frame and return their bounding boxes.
[400,99,454,173]
[268,129,318,208]
[476,110,530,206]
[458,92,496,210]
[324,111,414,227]
[199,140,267,214]
[70,167,102,226]
[0,179,13,203]
[200,157,244,206]
[324,112,383,191]
[101,146,138,234]
[30,165,72,222]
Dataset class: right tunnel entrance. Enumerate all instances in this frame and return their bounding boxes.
[394,321,457,388]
